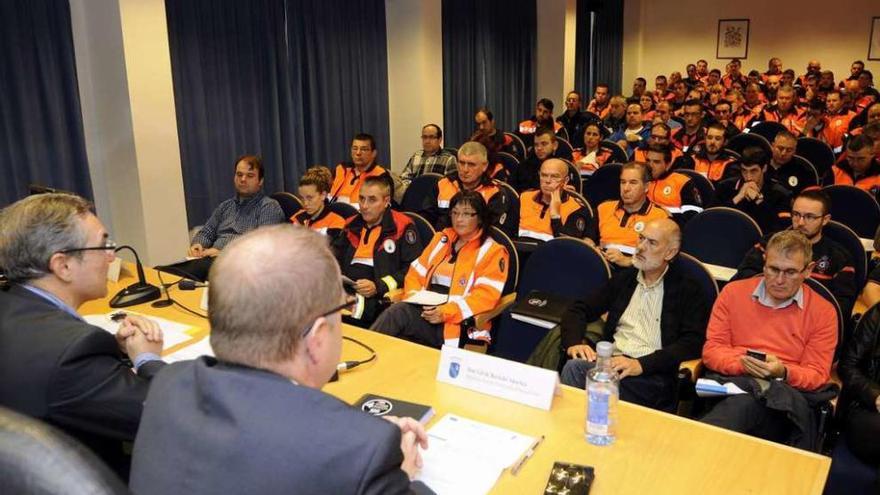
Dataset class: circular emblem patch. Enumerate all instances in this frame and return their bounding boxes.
[788,176,798,187]
[405,229,417,245]
[634,221,646,233]
[440,235,449,243]
[663,185,672,196]
[383,239,396,254]
[361,398,393,416]
[576,217,586,232]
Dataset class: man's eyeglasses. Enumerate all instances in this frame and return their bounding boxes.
[421,135,440,140]
[764,265,808,279]
[301,296,357,338]
[791,212,824,222]
[57,239,118,255]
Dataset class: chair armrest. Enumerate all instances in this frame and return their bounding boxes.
[679,359,703,383]
[474,293,517,328]
[384,289,404,303]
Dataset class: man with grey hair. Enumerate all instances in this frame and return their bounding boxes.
[559,218,709,411]
[701,229,838,447]
[131,226,432,494]
[0,193,165,476]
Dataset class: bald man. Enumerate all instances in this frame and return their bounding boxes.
[517,158,592,242]
[559,218,710,412]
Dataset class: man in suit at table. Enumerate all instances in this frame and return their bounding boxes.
[0,193,166,477]
[130,225,432,495]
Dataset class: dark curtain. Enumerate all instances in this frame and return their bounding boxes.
[575,0,624,97]
[0,0,92,207]
[165,0,390,227]
[442,0,536,148]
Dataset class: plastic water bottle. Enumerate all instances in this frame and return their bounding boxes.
[585,341,619,445]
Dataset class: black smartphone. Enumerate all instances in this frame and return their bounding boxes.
[746,349,767,361]
[544,462,594,495]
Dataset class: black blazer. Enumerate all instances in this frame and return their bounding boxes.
[559,260,710,375]
[0,284,165,471]
[130,358,431,495]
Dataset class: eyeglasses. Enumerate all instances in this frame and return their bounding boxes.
[791,211,824,222]
[421,135,440,139]
[764,265,808,279]
[450,210,477,218]
[301,296,357,338]
[57,238,118,255]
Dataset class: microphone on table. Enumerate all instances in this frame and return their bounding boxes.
[178,280,208,291]
[109,245,161,308]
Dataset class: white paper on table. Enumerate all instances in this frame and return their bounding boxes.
[83,312,196,351]
[403,290,448,306]
[415,414,536,495]
[163,336,214,363]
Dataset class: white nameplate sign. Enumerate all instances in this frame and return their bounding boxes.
[107,257,123,282]
[200,286,209,311]
[436,345,559,410]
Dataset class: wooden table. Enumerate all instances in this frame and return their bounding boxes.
[82,265,831,494]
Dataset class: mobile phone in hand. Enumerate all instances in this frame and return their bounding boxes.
[746,349,767,362]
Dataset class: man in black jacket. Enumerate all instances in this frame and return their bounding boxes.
[0,193,166,477]
[560,218,710,411]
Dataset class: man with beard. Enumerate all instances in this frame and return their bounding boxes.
[732,189,856,319]
[510,128,560,193]
[559,218,709,412]
[689,123,739,183]
[587,83,611,119]
[518,98,563,139]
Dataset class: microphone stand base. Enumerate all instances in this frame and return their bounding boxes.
[109,283,161,308]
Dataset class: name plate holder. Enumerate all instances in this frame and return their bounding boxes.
[107,257,123,283]
[436,345,560,410]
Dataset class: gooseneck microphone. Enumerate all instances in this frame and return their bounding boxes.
[109,245,161,308]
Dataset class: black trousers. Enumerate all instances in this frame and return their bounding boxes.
[560,359,678,412]
[370,302,444,349]
[845,406,880,465]
[700,395,791,443]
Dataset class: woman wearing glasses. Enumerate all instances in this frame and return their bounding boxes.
[371,191,509,349]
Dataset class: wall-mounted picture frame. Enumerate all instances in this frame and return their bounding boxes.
[870,17,880,61]
[716,19,750,59]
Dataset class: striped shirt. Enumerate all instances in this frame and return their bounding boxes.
[613,267,667,358]
[400,149,457,184]
[191,192,284,250]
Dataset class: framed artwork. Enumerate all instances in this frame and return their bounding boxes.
[716,19,750,59]
[870,17,880,61]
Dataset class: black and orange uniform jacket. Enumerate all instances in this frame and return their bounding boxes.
[404,228,509,344]
[518,190,591,242]
[633,146,684,165]
[572,147,614,175]
[807,111,854,153]
[329,162,389,210]
[557,110,598,148]
[587,200,670,255]
[827,157,880,201]
[426,173,518,238]
[758,104,807,136]
[290,202,347,237]
[647,170,703,224]
[687,145,739,183]
[732,230,857,318]
[518,118,563,136]
[331,208,423,325]
[715,177,792,235]
[670,126,706,153]
[765,159,816,194]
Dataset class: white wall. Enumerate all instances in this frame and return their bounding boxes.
[623,0,880,91]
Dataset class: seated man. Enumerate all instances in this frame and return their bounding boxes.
[827,135,880,199]
[701,230,838,448]
[329,133,390,209]
[400,124,457,188]
[586,162,670,268]
[372,191,509,349]
[587,83,611,119]
[470,107,510,154]
[130,226,430,494]
[518,97,563,138]
[765,130,814,194]
[715,146,791,235]
[805,90,853,152]
[644,144,703,224]
[189,155,285,257]
[331,176,423,327]
[633,123,683,163]
[608,102,652,159]
[0,193,165,476]
[732,189,856,318]
[560,218,709,412]
[670,99,706,152]
[427,141,518,238]
[602,95,628,134]
[838,301,880,467]
[557,90,596,148]
[652,101,682,130]
[510,127,560,193]
[518,158,591,242]
[759,85,806,136]
[710,100,741,139]
[687,123,739,183]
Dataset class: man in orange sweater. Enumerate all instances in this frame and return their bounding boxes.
[700,229,837,443]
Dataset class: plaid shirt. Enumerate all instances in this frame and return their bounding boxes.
[400,149,457,184]
[191,191,284,249]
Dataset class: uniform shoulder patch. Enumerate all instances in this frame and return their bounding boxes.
[405,229,417,245]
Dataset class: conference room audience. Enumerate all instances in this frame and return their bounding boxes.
[826,135,880,199]
[331,176,422,327]
[0,193,166,477]
[560,218,709,412]
[586,162,670,268]
[517,159,591,242]
[400,124,457,188]
[701,230,838,449]
[838,300,880,467]
[732,189,856,319]
[715,146,792,235]
[329,133,390,209]
[130,226,431,494]
[291,166,347,237]
[372,191,509,348]
[189,155,284,257]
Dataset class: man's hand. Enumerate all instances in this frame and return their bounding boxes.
[202,247,221,257]
[603,248,632,267]
[549,189,563,218]
[119,316,164,361]
[610,356,643,379]
[383,416,429,480]
[734,181,761,204]
[188,243,204,257]
[354,279,377,297]
[420,306,444,324]
[740,353,786,379]
[566,344,596,361]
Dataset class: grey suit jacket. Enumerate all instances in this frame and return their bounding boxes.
[130,357,432,494]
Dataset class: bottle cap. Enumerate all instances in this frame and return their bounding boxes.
[596,341,613,357]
